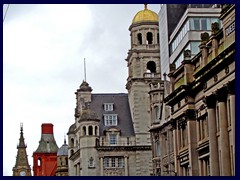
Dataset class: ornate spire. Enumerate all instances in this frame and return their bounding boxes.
[18,123,26,148]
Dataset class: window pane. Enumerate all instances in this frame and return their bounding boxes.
[201,19,207,30]
[118,157,124,167]
[194,19,200,30]
[111,158,115,167]
[110,134,117,144]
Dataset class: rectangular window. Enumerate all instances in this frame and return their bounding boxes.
[111,157,116,167]
[118,157,124,167]
[104,156,124,168]
[156,141,161,156]
[104,114,118,126]
[104,157,109,167]
[109,134,117,145]
[104,103,114,111]
[201,19,207,30]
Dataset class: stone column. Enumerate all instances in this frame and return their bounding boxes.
[176,125,181,176]
[204,95,220,175]
[100,156,103,176]
[77,163,80,176]
[171,120,178,176]
[228,81,235,175]
[216,87,231,176]
[74,165,77,176]
[124,155,128,176]
[186,110,198,176]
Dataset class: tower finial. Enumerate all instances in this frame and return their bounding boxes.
[20,122,23,132]
[64,134,66,144]
[144,4,148,10]
[84,58,87,82]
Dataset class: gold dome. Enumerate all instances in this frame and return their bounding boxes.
[132,4,158,24]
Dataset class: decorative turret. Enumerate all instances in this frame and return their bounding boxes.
[33,123,59,176]
[12,123,32,176]
[56,137,68,176]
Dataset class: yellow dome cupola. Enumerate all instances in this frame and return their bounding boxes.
[132,4,158,24]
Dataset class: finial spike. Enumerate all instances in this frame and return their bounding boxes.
[144,4,148,10]
[64,134,66,144]
[20,122,23,132]
[84,58,86,82]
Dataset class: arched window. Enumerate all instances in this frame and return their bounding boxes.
[89,126,93,135]
[95,126,98,136]
[147,61,156,73]
[70,149,74,156]
[157,33,159,44]
[88,157,94,167]
[37,158,41,166]
[60,157,62,166]
[137,33,142,45]
[154,106,160,121]
[65,157,68,166]
[83,126,86,135]
[147,32,153,44]
[71,138,74,147]
[156,140,161,156]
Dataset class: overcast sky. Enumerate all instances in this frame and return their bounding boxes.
[3,4,160,176]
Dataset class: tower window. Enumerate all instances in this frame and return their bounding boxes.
[88,157,95,168]
[83,126,86,135]
[137,33,142,45]
[38,158,41,166]
[95,126,98,136]
[89,126,93,135]
[65,157,68,166]
[147,32,153,44]
[147,61,156,73]
[70,138,74,147]
[154,106,160,121]
[157,33,159,44]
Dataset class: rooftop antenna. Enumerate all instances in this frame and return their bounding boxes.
[64,134,66,144]
[84,58,87,82]
[20,122,23,131]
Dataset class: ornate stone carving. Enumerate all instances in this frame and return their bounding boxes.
[211,22,219,34]
[170,63,176,72]
[203,94,216,109]
[200,32,210,43]
[215,86,228,102]
[183,49,191,58]
[177,117,187,130]
[185,109,196,120]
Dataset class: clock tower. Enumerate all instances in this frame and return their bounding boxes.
[12,123,32,176]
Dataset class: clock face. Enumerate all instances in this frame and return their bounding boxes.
[20,171,26,176]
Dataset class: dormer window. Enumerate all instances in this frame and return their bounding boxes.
[104,114,118,126]
[104,103,114,111]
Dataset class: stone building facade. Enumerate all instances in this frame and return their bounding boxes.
[67,5,160,176]
[150,4,235,176]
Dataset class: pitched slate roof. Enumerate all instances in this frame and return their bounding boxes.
[89,93,135,136]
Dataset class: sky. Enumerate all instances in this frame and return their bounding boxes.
[3,4,160,176]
